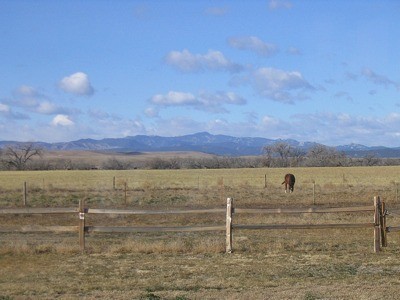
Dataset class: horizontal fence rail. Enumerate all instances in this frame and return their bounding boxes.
[387,226,400,232]
[234,206,375,214]
[87,225,225,233]
[0,225,78,233]
[87,208,225,215]
[0,207,77,214]
[233,223,375,230]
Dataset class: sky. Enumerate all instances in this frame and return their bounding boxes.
[1,0,400,147]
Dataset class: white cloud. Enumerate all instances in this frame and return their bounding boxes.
[143,112,400,147]
[165,49,242,73]
[251,67,314,103]
[0,102,29,120]
[15,85,40,97]
[52,114,74,126]
[151,91,197,106]
[150,91,246,113]
[59,72,94,96]
[228,36,277,56]
[11,85,46,108]
[36,101,59,114]
[262,115,281,126]
[0,103,10,113]
[197,91,246,112]
[286,112,400,146]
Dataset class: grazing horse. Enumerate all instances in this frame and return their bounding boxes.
[282,173,295,193]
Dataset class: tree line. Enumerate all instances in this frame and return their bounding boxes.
[1,142,400,171]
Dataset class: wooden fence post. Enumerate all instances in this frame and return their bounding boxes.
[113,176,116,190]
[380,198,387,248]
[79,199,86,253]
[373,196,381,253]
[226,197,233,253]
[124,181,127,205]
[23,181,27,206]
[312,181,316,205]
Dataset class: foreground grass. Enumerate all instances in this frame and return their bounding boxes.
[2,166,400,299]
[1,244,400,299]
[1,226,400,299]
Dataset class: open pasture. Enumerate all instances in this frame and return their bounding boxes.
[1,166,400,208]
[1,166,400,299]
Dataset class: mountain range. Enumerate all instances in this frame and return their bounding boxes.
[1,132,400,158]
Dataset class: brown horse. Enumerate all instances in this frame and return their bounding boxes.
[282,173,295,193]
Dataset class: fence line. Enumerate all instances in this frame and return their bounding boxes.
[226,196,385,254]
[7,176,400,207]
[0,196,389,254]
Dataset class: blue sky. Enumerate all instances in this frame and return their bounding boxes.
[1,0,400,147]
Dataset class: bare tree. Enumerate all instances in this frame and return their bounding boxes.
[262,145,274,167]
[362,153,380,166]
[263,142,294,167]
[2,143,43,170]
[306,144,347,167]
[289,147,306,167]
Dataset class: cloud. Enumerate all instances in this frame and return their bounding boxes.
[52,114,74,126]
[362,68,398,89]
[36,102,59,114]
[0,103,10,113]
[151,91,197,106]
[15,85,42,98]
[250,67,314,103]
[285,112,400,146]
[165,49,243,73]
[150,91,246,113]
[268,0,293,10]
[59,72,94,96]
[0,101,30,120]
[228,36,277,56]
[10,85,47,108]
[9,86,72,115]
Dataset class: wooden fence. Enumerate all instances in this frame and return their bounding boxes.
[226,196,387,253]
[0,196,389,253]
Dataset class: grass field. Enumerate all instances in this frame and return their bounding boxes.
[1,166,400,299]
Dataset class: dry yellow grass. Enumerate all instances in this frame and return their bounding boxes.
[1,166,400,299]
